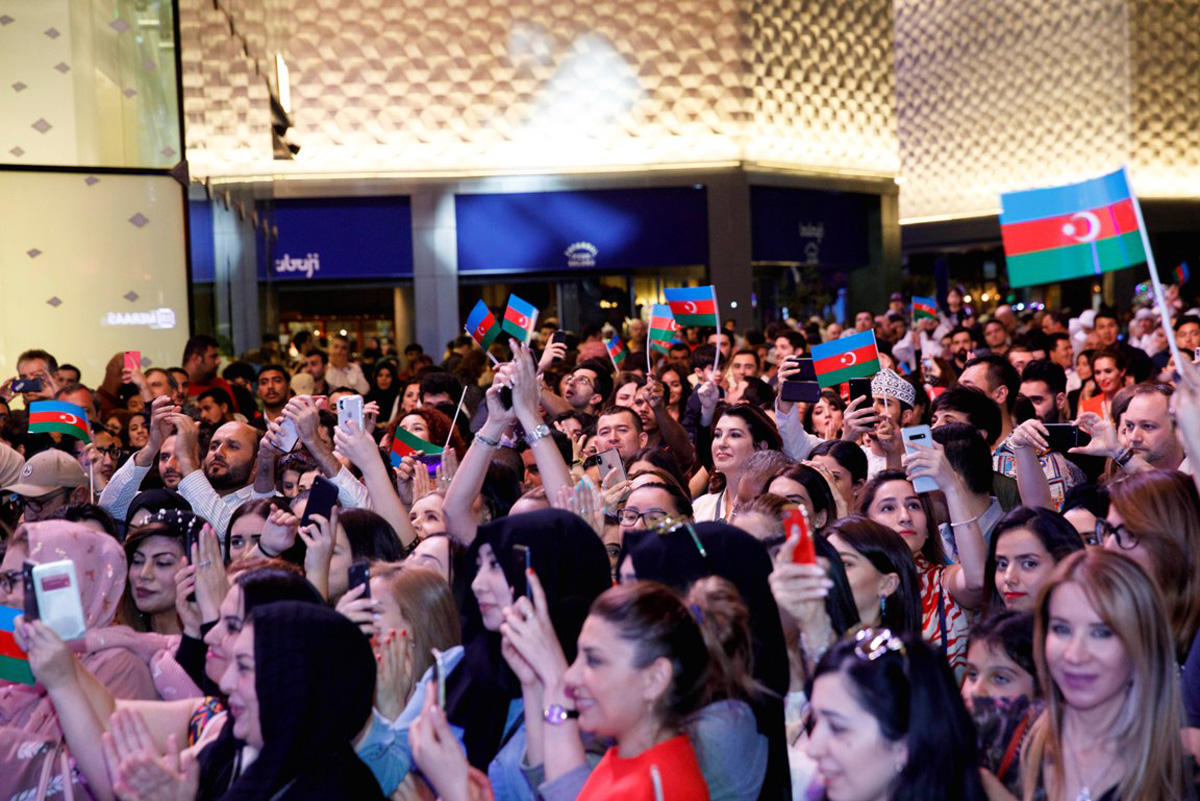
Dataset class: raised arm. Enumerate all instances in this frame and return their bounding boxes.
[443,372,516,547]
[1008,420,1055,510]
[511,344,573,502]
[334,422,417,548]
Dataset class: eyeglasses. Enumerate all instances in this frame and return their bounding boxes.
[568,374,594,387]
[617,507,670,528]
[854,627,907,662]
[93,445,121,459]
[1095,518,1139,550]
[0,569,22,595]
[23,490,68,515]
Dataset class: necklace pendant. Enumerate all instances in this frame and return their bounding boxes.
[1075,788,1091,801]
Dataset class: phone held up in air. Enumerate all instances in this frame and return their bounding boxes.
[595,448,626,483]
[1043,423,1092,452]
[337,395,364,431]
[780,357,820,403]
[276,418,301,453]
[510,544,531,600]
[848,377,873,406]
[301,475,339,528]
[24,559,87,641]
[900,425,939,494]
[11,379,41,393]
[785,505,816,565]
[348,561,371,599]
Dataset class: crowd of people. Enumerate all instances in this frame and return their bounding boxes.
[1,281,1200,800]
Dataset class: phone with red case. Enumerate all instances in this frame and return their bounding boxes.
[785,506,816,564]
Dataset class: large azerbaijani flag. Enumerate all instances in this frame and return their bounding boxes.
[389,427,443,467]
[647,305,677,354]
[663,286,718,327]
[0,606,35,686]
[1000,168,1147,288]
[28,400,90,442]
[464,300,501,351]
[810,331,881,389]
[501,294,538,342]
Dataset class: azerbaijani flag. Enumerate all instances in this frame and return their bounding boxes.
[465,300,501,351]
[606,335,628,367]
[389,427,443,467]
[810,331,881,389]
[1177,262,1190,285]
[28,400,90,442]
[502,295,538,342]
[0,606,35,686]
[663,286,718,326]
[1000,168,1146,288]
[912,296,937,321]
[647,305,677,349]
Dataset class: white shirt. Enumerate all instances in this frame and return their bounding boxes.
[325,362,369,394]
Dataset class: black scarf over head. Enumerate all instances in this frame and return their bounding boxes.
[621,521,792,801]
[211,601,384,801]
[447,509,613,769]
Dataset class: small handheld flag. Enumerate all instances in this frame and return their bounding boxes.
[810,331,881,389]
[502,295,538,342]
[606,335,628,369]
[0,606,35,686]
[999,168,1146,289]
[465,300,502,351]
[389,427,444,467]
[1177,262,1190,285]
[647,305,677,349]
[912,296,937,322]
[663,286,718,327]
[28,400,90,442]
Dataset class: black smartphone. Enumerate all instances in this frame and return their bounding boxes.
[849,377,873,405]
[1044,424,1092,451]
[184,523,199,602]
[510,544,530,600]
[348,561,371,599]
[22,561,38,621]
[499,386,513,409]
[301,475,339,528]
[418,453,443,477]
[11,379,41,393]
[550,330,568,346]
[780,380,821,403]
[790,357,817,381]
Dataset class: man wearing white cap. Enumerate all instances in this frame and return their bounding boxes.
[1,448,87,522]
[841,368,920,479]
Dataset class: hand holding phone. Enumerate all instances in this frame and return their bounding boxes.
[124,351,142,372]
[596,448,626,484]
[348,561,371,599]
[277,418,301,453]
[337,395,364,431]
[784,506,816,564]
[25,560,86,641]
[301,476,339,528]
[901,425,939,494]
[510,544,530,600]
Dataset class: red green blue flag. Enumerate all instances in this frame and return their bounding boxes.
[389,427,443,466]
[663,286,718,326]
[647,304,677,351]
[1177,262,1190,285]
[502,295,538,342]
[0,606,35,685]
[606,335,628,367]
[28,400,90,442]
[912,296,937,321]
[1000,168,1146,288]
[465,300,501,351]
[810,331,881,389]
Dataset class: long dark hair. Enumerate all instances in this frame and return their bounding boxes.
[811,632,986,801]
[824,515,922,638]
[339,508,405,563]
[857,470,946,565]
[983,506,1085,613]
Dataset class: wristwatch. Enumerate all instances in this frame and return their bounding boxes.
[525,423,552,444]
[543,704,580,724]
[1114,447,1134,468]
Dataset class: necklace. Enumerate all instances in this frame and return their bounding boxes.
[1064,736,1115,801]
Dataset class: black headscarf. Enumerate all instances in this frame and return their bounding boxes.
[621,521,792,801]
[447,509,613,770]
[212,601,384,801]
[365,360,401,423]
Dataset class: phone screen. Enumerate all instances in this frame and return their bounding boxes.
[348,561,371,599]
[22,562,38,621]
[510,544,530,600]
[301,476,339,527]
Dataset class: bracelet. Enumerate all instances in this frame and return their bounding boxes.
[257,541,282,558]
[543,704,580,725]
[950,513,982,529]
[474,432,501,449]
[1114,447,1134,467]
[524,423,552,444]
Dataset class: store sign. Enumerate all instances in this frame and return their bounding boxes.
[101,307,177,329]
[258,196,413,281]
[456,187,708,274]
[751,186,877,267]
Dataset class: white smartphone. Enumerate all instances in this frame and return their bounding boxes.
[596,448,626,483]
[29,560,86,641]
[277,418,300,452]
[337,395,364,430]
[901,425,939,494]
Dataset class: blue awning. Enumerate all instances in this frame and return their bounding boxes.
[258,196,414,281]
[751,186,877,267]
[456,186,708,274]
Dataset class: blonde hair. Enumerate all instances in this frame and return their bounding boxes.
[373,563,461,701]
[1021,549,1185,801]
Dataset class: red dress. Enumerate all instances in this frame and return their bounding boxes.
[577,735,711,801]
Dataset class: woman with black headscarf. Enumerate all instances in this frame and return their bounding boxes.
[446,508,613,800]
[619,521,792,801]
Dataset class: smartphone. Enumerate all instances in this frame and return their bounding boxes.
[184,522,200,601]
[11,379,41,393]
[433,648,447,709]
[780,380,821,403]
[596,448,626,483]
[277,418,301,452]
[784,506,816,564]
[301,475,339,528]
[790,357,817,381]
[29,560,86,641]
[920,355,935,376]
[499,386,513,410]
[348,561,371,599]
[510,544,530,600]
[22,561,38,622]
[849,377,873,405]
[124,350,141,372]
[900,425,938,494]
[550,330,568,346]
[1044,423,1092,451]
[1193,347,1199,362]
[418,453,442,477]
[337,395,364,430]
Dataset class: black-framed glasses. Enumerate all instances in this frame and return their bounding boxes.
[0,569,23,595]
[854,627,907,662]
[1095,518,1139,550]
[617,507,670,528]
